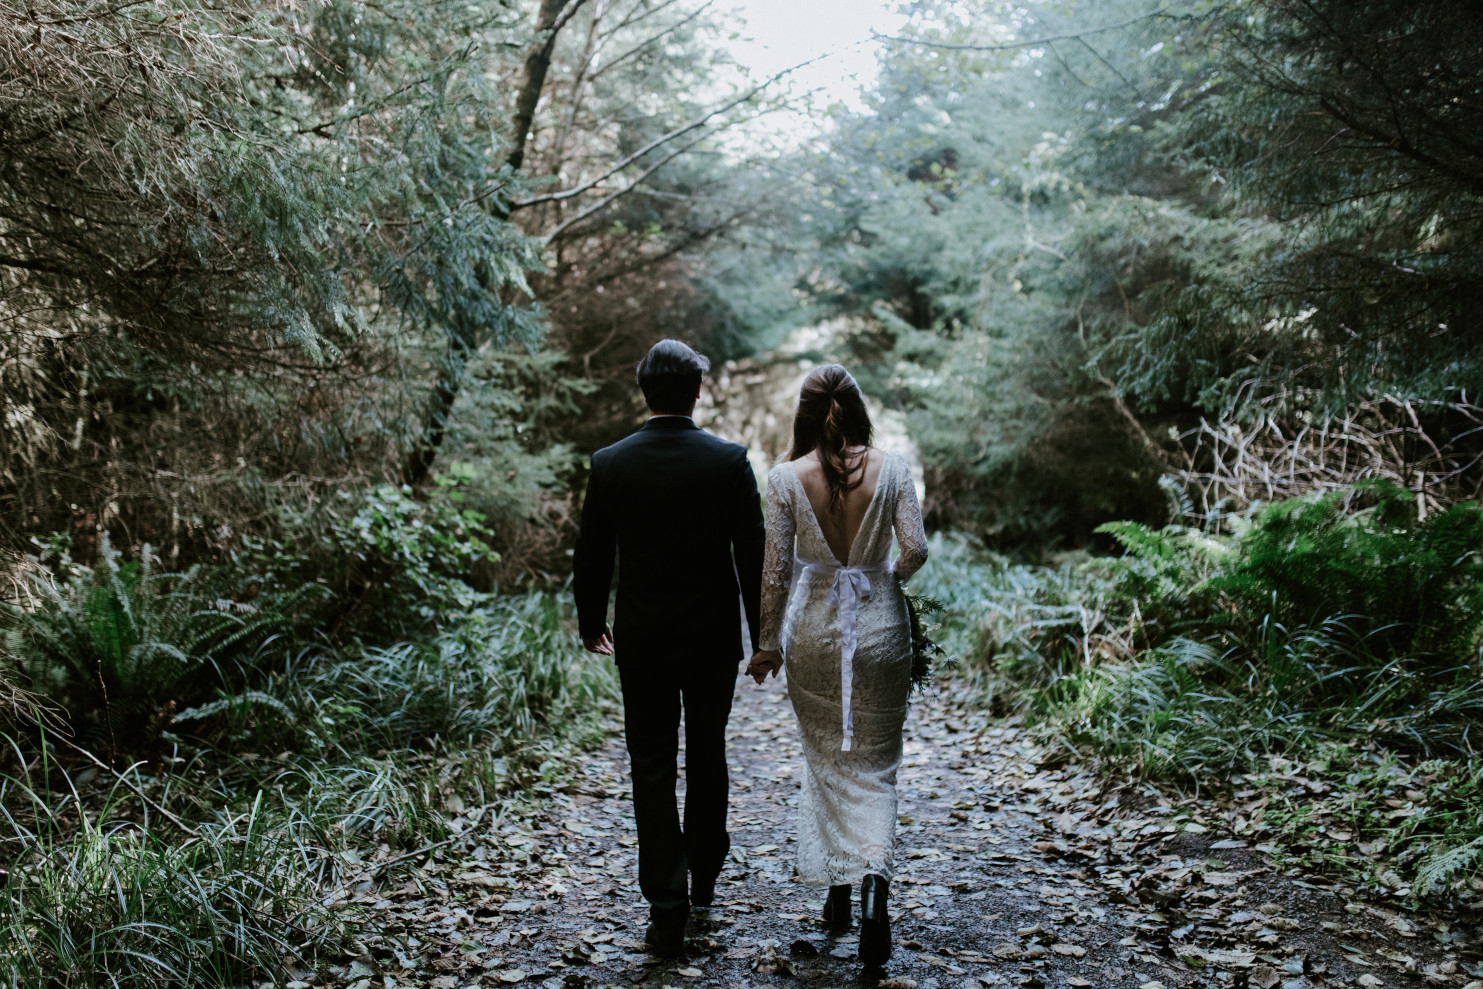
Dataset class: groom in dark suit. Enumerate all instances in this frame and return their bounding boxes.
[573,339,765,956]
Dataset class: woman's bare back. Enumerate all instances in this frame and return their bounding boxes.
[793,447,884,565]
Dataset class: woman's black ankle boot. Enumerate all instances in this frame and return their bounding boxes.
[822,884,852,928]
[859,874,891,965]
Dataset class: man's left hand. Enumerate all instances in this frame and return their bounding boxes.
[745,649,783,684]
[583,624,614,656]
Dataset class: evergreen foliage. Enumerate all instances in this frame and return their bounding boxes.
[732,0,1483,545]
[1,535,320,751]
[0,0,547,563]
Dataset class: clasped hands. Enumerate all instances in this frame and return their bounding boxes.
[745,648,783,685]
[587,625,780,684]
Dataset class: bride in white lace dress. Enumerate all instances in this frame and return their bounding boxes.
[745,364,928,967]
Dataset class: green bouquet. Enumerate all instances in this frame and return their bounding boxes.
[905,591,948,694]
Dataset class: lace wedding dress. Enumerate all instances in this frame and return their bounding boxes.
[758,451,929,886]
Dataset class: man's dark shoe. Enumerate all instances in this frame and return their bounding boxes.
[821,883,852,929]
[644,910,688,957]
[859,874,891,965]
[691,873,717,910]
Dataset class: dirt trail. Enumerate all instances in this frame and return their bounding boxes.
[347,675,1479,989]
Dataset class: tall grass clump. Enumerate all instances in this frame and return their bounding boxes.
[284,590,617,754]
[912,533,1132,710]
[0,740,346,988]
[0,586,616,987]
[164,588,618,848]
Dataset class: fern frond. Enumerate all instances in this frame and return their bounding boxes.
[1414,836,1483,896]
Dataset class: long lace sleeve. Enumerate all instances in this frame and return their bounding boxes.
[758,464,795,652]
[891,454,929,583]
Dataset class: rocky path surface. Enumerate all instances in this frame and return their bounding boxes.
[340,676,1482,989]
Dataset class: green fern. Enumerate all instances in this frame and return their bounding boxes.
[1414,836,1483,897]
[1208,481,1483,661]
[1,535,322,751]
[906,592,949,694]
[173,690,296,726]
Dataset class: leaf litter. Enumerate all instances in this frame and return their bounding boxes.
[291,676,1481,989]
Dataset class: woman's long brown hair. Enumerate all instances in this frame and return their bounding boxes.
[786,364,874,513]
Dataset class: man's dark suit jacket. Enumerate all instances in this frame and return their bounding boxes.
[573,416,765,660]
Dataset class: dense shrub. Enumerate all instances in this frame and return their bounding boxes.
[1077,482,1483,761]
[320,471,498,633]
[1201,482,1483,660]
[934,482,1483,760]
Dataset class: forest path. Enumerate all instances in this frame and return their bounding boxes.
[348,676,1473,989]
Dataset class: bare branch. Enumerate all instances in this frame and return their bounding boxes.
[512,55,824,212]
[587,1,716,84]
[872,5,1170,53]
[542,129,713,243]
[54,735,203,838]
[551,0,596,36]
[1172,397,1483,520]
[595,0,688,45]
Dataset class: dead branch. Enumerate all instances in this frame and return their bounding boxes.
[1172,396,1483,522]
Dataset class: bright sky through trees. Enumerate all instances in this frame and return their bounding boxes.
[722,0,904,119]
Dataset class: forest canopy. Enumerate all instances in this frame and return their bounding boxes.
[7,0,1478,564]
[0,0,786,580]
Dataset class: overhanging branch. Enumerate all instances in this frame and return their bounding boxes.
[510,55,825,213]
[873,5,1170,52]
[542,129,713,243]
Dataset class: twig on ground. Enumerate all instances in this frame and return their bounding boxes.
[52,734,202,838]
[367,801,501,878]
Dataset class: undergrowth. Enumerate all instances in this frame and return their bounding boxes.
[0,735,347,986]
[919,481,1483,904]
[0,535,617,987]
[1,533,323,754]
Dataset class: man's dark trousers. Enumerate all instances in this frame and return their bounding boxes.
[618,654,735,918]
[572,416,765,923]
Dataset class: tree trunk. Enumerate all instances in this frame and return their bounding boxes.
[401,0,578,487]
[505,0,576,176]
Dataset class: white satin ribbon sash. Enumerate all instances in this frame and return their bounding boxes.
[800,559,891,752]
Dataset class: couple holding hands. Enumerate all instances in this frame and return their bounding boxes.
[573,339,928,965]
